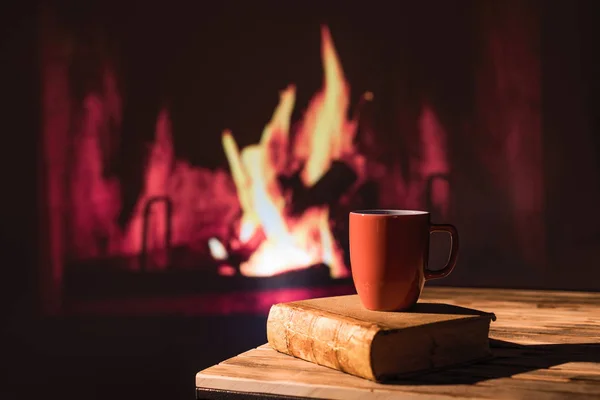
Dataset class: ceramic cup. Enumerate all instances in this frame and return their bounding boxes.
[349,210,459,311]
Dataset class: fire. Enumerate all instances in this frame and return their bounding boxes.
[61,25,388,279]
[221,26,356,278]
[43,19,456,285]
[56,22,454,281]
[66,25,362,278]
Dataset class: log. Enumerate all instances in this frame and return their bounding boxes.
[280,160,358,215]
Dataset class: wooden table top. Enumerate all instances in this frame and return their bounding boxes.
[196,287,600,399]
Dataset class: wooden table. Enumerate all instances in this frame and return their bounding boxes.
[196,287,600,399]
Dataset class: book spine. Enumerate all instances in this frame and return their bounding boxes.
[267,303,380,381]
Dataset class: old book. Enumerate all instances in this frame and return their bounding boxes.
[267,294,496,382]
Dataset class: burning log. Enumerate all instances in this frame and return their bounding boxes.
[281,160,358,216]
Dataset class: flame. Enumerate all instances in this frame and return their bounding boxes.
[419,105,450,218]
[295,26,353,187]
[222,26,355,278]
[121,109,174,263]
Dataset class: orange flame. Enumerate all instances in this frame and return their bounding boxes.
[222,26,356,278]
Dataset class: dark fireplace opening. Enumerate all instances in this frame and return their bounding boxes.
[38,0,600,316]
[43,6,459,315]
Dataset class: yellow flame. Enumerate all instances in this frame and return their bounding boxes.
[221,27,354,278]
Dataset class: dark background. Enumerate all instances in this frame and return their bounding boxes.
[1,0,599,398]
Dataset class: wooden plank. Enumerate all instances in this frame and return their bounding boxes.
[420,287,600,302]
[223,345,600,384]
[418,287,600,347]
[196,288,600,399]
[197,353,600,399]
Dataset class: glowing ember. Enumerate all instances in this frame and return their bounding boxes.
[208,238,228,261]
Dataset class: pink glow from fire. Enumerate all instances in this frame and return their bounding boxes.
[44,25,450,280]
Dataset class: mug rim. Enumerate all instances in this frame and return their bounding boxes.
[350,209,429,216]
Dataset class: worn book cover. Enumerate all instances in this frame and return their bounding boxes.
[267,294,496,382]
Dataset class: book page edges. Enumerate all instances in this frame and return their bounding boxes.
[371,316,494,381]
[267,302,379,380]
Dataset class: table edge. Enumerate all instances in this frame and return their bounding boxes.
[196,387,315,400]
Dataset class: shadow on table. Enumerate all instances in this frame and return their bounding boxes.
[407,302,497,319]
[390,339,600,385]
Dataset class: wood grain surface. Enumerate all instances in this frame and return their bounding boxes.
[196,287,600,399]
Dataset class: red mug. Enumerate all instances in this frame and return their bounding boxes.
[349,210,459,311]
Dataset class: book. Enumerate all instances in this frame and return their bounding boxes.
[267,294,496,382]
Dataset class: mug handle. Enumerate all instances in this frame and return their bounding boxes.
[425,224,459,280]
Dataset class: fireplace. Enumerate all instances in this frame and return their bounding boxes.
[37,0,600,316]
